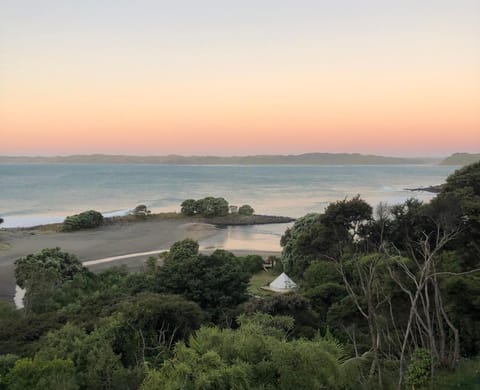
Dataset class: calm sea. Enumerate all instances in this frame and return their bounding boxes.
[0,164,457,231]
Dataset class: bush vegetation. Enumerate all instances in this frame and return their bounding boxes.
[180,197,229,217]
[238,204,255,215]
[62,210,103,232]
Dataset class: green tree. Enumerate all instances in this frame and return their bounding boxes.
[157,244,250,320]
[15,248,88,313]
[62,210,104,232]
[281,196,373,276]
[4,358,78,390]
[0,301,20,322]
[0,354,19,388]
[141,314,346,390]
[36,323,139,390]
[15,248,87,289]
[168,238,199,262]
[243,294,320,338]
[238,204,254,216]
[180,199,196,216]
[239,254,264,274]
[113,293,203,366]
[193,197,229,217]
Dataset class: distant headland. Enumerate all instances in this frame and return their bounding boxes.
[438,153,480,166]
[0,152,477,165]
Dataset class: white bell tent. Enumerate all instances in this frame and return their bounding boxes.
[268,272,297,292]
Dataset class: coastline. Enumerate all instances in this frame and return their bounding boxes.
[0,215,289,303]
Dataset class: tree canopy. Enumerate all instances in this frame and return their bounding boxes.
[156,242,250,320]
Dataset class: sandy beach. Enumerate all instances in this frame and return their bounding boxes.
[0,219,283,304]
[0,219,221,303]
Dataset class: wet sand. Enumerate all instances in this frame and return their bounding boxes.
[0,220,220,302]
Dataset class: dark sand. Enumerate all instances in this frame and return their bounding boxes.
[0,220,220,302]
[0,220,282,303]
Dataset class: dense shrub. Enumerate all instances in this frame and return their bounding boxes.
[4,358,78,390]
[180,199,196,216]
[239,255,264,274]
[15,248,86,289]
[180,197,229,217]
[62,210,103,232]
[405,348,432,389]
[238,204,255,216]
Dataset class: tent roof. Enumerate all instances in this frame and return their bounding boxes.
[269,272,297,290]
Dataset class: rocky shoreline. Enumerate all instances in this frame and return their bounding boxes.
[200,214,295,226]
[405,184,444,194]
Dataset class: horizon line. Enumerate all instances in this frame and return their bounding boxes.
[2,151,471,159]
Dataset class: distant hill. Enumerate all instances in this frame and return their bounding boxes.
[440,153,480,166]
[0,153,430,165]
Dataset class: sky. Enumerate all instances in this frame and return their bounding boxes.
[1,0,479,156]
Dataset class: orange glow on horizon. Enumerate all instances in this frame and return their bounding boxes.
[1,2,479,156]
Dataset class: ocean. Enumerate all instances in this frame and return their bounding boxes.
[0,164,457,230]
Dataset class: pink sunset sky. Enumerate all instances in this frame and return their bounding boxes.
[1,1,479,156]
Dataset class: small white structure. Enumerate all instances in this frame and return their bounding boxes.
[268,272,297,292]
[229,205,238,214]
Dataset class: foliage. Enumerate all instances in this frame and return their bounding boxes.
[167,238,199,262]
[303,261,346,317]
[15,247,87,289]
[156,247,250,320]
[238,204,255,216]
[281,196,372,276]
[180,199,196,216]
[141,314,345,390]
[196,197,229,217]
[4,358,78,390]
[180,197,229,217]
[0,302,20,323]
[280,213,323,276]
[0,309,67,356]
[0,354,19,386]
[113,293,203,366]
[14,248,88,313]
[35,323,144,389]
[440,161,480,257]
[62,210,104,232]
[243,294,320,338]
[405,348,432,389]
[433,358,480,389]
[239,254,264,274]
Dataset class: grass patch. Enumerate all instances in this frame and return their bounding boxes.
[433,358,480,389]
[248,270,280,297]
[35,223,63,232]
[107,212,185,224]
